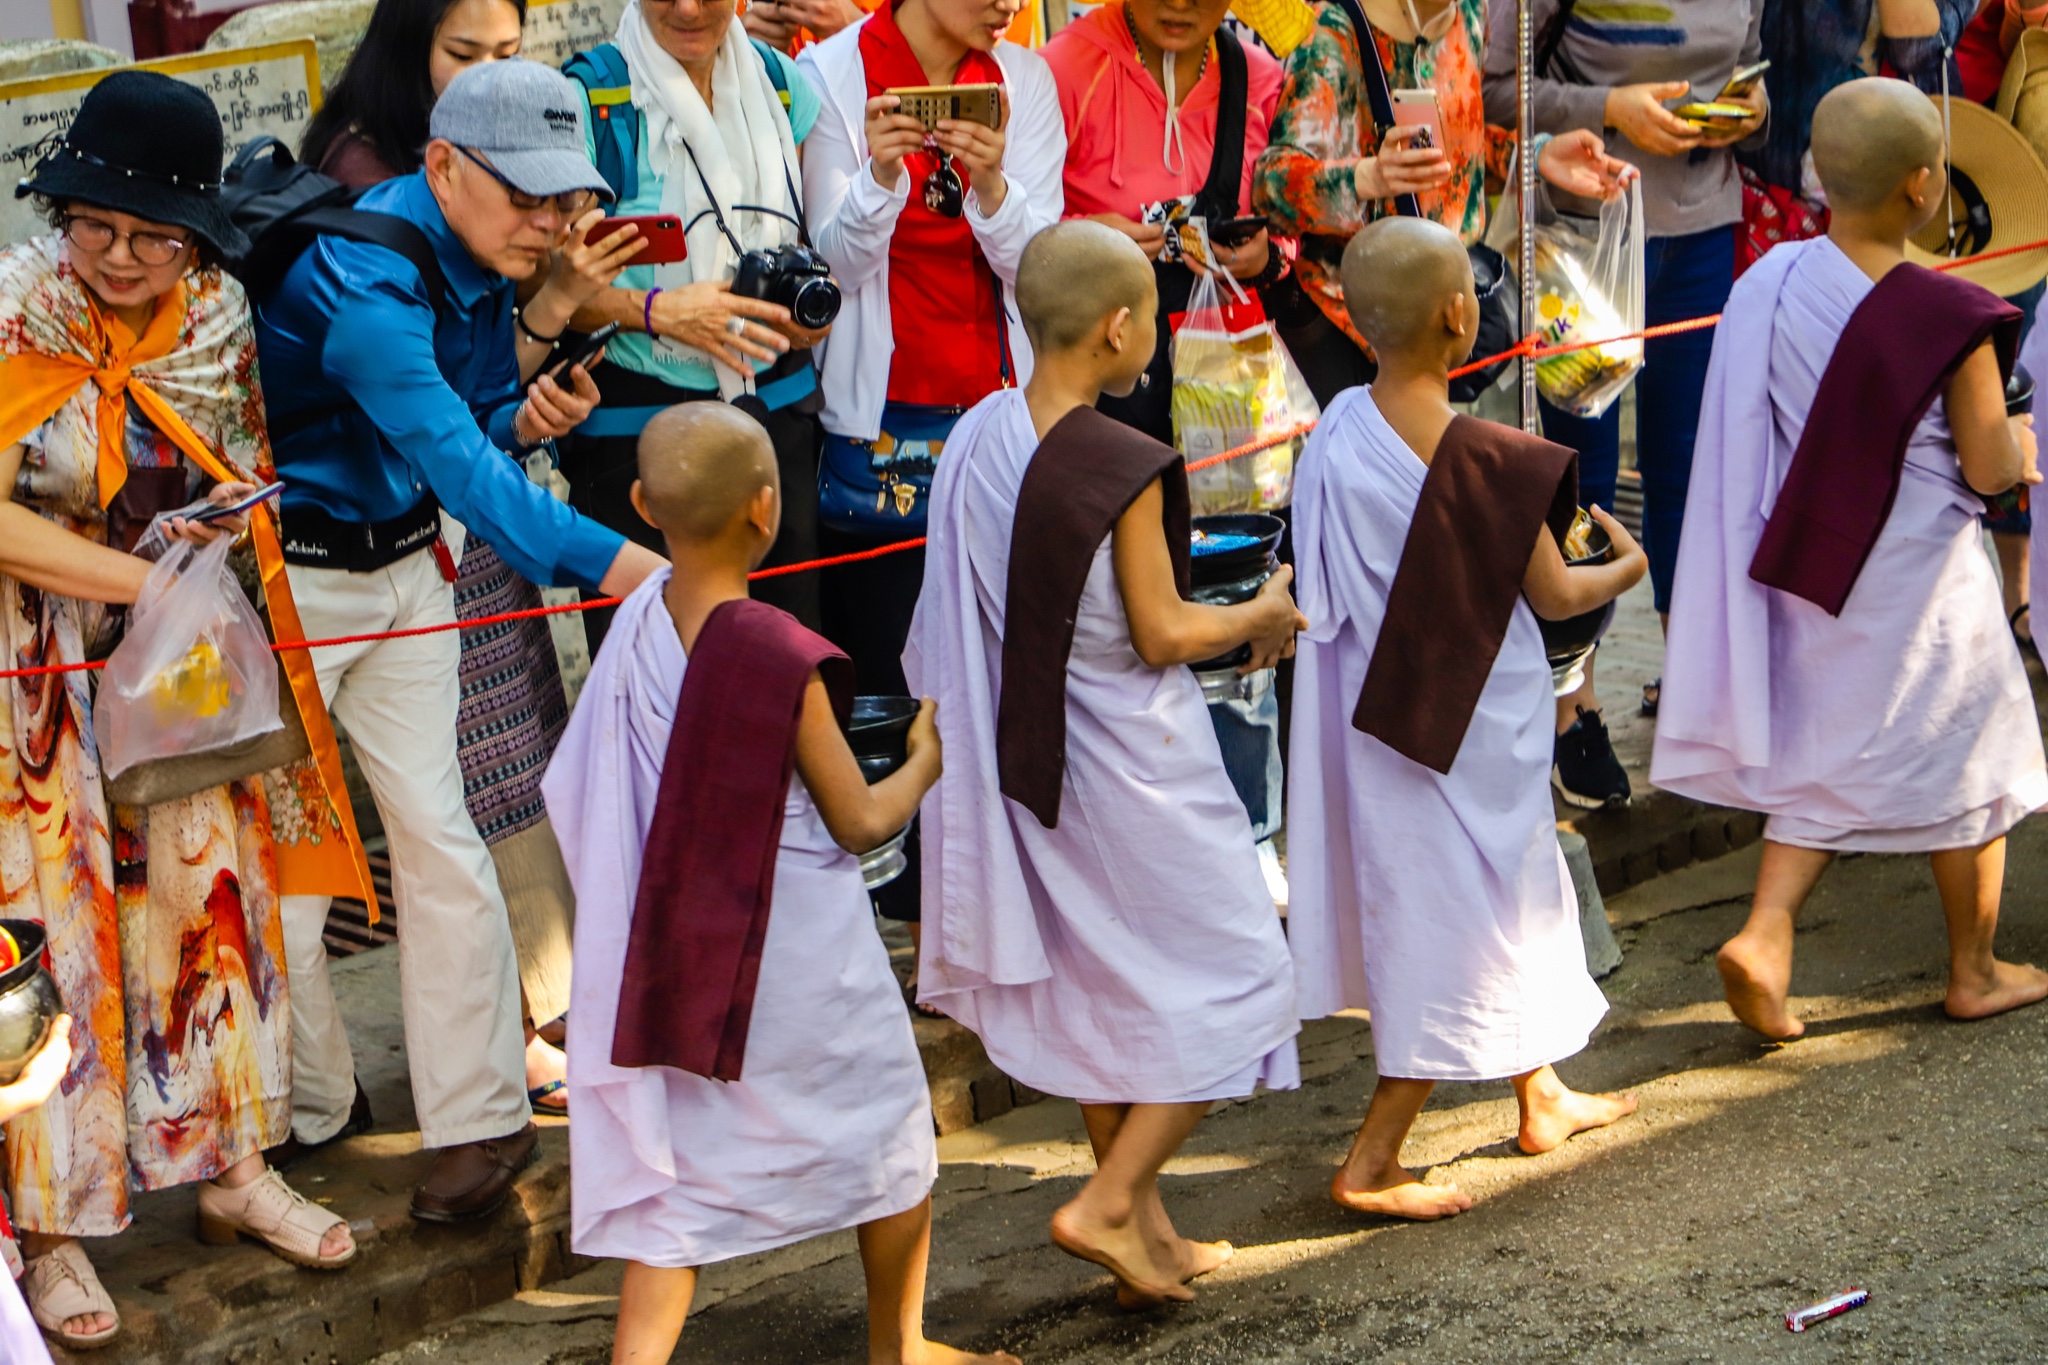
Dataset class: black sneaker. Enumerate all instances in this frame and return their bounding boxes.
[1553,706,1631,809]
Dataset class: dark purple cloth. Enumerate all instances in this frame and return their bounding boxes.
[1750,264,2021,615]
[1353,415,1578,774]
[612,597,854,1081]
[998,405,1190,828]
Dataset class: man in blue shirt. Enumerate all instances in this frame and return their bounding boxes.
[254,59,665,1224]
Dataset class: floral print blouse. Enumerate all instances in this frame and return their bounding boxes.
[1254,0,1512,349]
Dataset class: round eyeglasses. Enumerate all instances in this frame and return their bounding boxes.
[60,216,188,266]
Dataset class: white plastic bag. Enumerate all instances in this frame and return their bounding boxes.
[1490,169,1646,419]
[94,532,280,782]
[1171,253,1319,515]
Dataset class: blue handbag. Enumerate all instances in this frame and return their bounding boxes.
[818,402,963,535]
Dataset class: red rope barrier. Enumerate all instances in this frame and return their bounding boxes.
[5,231,2042,684]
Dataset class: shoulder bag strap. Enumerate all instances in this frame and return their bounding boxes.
[1193,24,1251,219]
[1330,0,1423,219]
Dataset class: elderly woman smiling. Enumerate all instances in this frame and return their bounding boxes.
[0,73,372,1352]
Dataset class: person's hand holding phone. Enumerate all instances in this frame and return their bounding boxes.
[1603,81,1704,156]
[937,87,1009,214]
[1694,82,1766,148]
[165,481,261,546]
[1209,226,1271,283]
[547,208,648,312]
[865,93,929,192]
[1355,123,1451,200]
[518,362,604,445]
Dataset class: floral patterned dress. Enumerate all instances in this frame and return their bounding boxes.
[1254,0,1513,353]
[0,241,301,1236]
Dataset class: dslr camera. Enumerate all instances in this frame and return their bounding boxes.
[733,244,842,330]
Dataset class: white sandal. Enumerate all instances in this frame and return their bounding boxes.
[197,1169,355,1270]
[23,1239,121,1350]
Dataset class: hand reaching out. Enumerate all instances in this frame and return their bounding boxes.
[1537,129,1634,200]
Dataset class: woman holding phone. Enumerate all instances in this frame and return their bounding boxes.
[798,0,1064,987]
[562,0,830,636]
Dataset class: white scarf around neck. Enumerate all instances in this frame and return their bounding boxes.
[616,0,802,395]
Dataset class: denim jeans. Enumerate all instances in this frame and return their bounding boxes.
[1208,673,1284,842]
[1541,225,1737,613]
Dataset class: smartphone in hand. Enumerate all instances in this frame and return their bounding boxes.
[587,215,687,266]
[543,322,623,384]
[1391,89,1445,155]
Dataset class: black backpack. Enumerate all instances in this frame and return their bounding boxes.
[219,135,451,321]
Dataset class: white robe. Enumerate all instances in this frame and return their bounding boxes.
[904,389,1300,1105]
[1284,389,1607,1080]
[544,571,935,1267]
[1653,237,2047,849]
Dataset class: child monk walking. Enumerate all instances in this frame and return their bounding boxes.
[907,221,1306,1306]
[542,405,1017,1365]
[1286,217,1645,1220]
[1654,79,2048,1041]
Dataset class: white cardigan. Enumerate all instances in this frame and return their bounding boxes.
[798,21,1066,441]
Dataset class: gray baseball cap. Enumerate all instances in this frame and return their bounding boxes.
[429,59,612,201]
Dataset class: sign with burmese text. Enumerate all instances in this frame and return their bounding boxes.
[0,40,320,247]
[522,0,629,68]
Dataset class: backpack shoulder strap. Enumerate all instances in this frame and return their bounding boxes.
[294,205,453,323]
[565,43,640,202]
[750,37,794,115]
[1330,0,1422,220]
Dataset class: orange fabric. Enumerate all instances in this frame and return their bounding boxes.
[0,290,376,910]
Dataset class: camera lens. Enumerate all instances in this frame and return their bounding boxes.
[791,276,842,330]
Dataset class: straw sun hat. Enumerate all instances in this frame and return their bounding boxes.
[1905,93,2048,299]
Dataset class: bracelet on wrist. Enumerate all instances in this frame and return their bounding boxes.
[513,306,563,348]
[643,287,665,336]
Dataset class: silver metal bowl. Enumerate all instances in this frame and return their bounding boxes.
[861,824,910,890]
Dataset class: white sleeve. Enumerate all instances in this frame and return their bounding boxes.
[968,49,1067,286]
[799,48,911,294]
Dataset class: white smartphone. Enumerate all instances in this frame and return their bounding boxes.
[1391,88,1446,155]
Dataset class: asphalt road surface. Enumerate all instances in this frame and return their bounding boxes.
[373,822,2048,1364]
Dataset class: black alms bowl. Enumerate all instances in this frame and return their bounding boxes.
[1538,521,1618,663]
[1190,514,1286,590]
[0,919,61,1085]
[848,696,919,784]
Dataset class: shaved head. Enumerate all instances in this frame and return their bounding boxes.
[1016,220,1157,353]
[1341,216,1474,356]
[636,403,778,543]
[1811,77,1943,213]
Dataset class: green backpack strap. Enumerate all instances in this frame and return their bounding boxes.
[563,43,638,203]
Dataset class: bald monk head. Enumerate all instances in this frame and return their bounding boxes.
[1811,77,1944,218]
[1015,220,1158,379]
[1341,216,1479,366]
[633,402,780,554]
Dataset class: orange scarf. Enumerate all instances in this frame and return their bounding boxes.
[0,257,376,911]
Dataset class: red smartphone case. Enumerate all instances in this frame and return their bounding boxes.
[590,214,688,265]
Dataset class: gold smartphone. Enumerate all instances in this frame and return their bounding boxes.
[1671,101,1756,129]
[886,83,1003,132]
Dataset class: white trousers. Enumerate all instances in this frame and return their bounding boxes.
[280,549,530,1148]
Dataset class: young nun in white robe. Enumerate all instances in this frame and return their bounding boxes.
[1654,79,2048,1042]
[906,222,1304,1306]
[545,406,1014,1365]
[1287,218,1644,1222]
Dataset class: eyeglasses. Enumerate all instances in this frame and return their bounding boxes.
[59,216,187,266]
[457,146,597,219]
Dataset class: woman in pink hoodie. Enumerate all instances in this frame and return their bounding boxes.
[1043,0,1286,444]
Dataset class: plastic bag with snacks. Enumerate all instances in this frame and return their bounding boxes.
[1490,167,1646,420]
[93,530,281,783]
[1171,258,1319,515]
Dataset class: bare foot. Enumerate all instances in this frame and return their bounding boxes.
[1717,935,1805,1040]
[1329,1165,1472,1221]
[1517,1087,1638,1155]
[1945,959,2048,1021]
[1050,1201,1193,1305]
[1115,1238,1233,1310]
[894,1341,1022,1365]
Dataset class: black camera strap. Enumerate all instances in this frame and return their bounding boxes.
[675,135,816,256]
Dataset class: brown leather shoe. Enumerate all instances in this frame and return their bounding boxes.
[266,1080,373,1171]
[408,1123,539,1223]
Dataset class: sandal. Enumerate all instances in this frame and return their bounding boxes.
[23,1239,120,1350]
[2013,605,2039,663]
[528,1079,568,1117]
[1640,676,1661,718]
[902,980,944,1020]
[197,1168,356,1270]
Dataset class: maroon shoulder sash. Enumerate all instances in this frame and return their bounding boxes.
[1352,414,1578,774]
[612,597,854,1081]
[1750,263,2021,615]
[997,405,1190,828]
